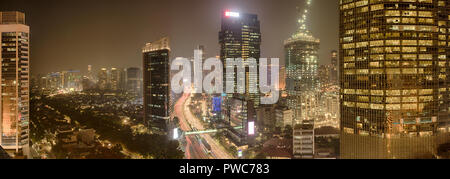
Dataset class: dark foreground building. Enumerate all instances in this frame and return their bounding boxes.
[0,146,11,159]
[143,37,171,133]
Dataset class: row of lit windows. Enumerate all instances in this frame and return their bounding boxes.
[342,46,448,53]
[342,102,434,110]
[343,53,445,60]
[344,40,436,47]
[344,96,435,103]
[343,89,437,95]
[343,30,438,37]
[343,24,439,32]
[343,61,443,68]
[341,0,434,10]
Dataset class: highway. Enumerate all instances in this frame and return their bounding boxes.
[174,93,233,159]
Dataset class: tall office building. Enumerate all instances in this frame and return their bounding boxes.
[61,70,81,91]
[97,68,108,90]
[319,64,331,87]
[119,68,126,91]
[126,67,142,97]
[340,0,450,158]
[219,11,262,108]
[110,68,120,91]
[143,37,171,133]
[87,65,96,82]
[330,50,338,84]
[0,11,30,157]
[284,0,320,122]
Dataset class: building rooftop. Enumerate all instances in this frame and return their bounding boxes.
[142,37,170,53]
[284,0,320,45]
[0,11,26,25]
[260,137,293,159]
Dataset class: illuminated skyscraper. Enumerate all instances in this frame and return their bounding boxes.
[284,0,320,122]
[340,0,450,159]
[110,68,120,91]
[143,37,171,133]
[330,50,338,84]
[97,68,108,90]
[0,11,30,157]
[127,67,142,97]
[219,11,262,108]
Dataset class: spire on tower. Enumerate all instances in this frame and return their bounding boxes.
[284,0,319,45]
[298,0,312,31]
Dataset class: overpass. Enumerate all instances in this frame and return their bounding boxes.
[184,126,243,136]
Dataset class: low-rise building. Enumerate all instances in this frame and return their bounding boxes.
[293,120,314,159]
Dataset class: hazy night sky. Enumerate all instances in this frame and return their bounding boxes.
[0,0,339,75]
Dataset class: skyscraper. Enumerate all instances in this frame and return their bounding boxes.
[119,68,126,91]
[97,68,108,90]
[110,68,120,91]
[126,67,142,98]
[340,0,450,159]
[330,50,338,84]
[87,65,95,82]
[318,65,331,87]
[143,37,171,133]
[219,11,262,108]
[284,0,320,122]
[0,11,30,157]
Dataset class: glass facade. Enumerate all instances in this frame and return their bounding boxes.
[219,12,261,108]
[0,11,30,156]
[339,0,450,158]
[143,37,171,133]
[284,0,320,122]
[126,67,142,98]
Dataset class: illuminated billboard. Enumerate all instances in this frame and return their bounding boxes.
[173,128,179,140]
[248,121,255,135]
[212,97,222,113]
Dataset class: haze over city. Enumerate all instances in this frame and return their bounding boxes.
[1,0,449,165]
[0,0,339,74]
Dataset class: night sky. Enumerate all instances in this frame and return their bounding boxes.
[0,0,339,75]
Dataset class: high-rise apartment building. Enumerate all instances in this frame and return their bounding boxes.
[0,11,30,157]
[143,37,171,133]
[285,0,320,122]
[219,11,262,108]
[340,0,450,159]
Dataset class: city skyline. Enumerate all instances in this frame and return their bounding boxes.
[1,0,449,161]
[0,0,339,75]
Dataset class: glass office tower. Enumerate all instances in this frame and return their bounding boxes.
[285,0,320,122]
[0,11,30,158]
[340,0,450,159]
[219,11,262,108]
[143,37,171,134]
